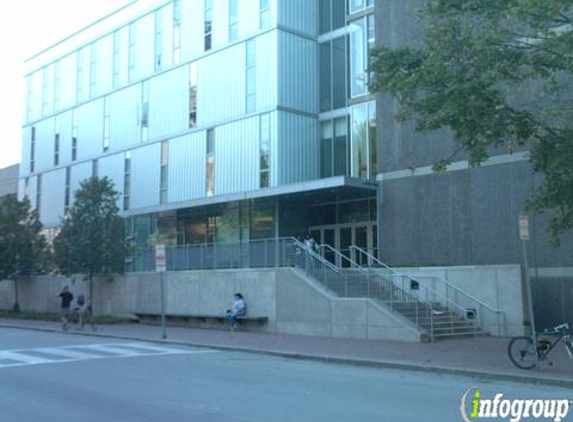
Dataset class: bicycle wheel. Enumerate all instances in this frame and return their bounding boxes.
[508,336,537,370]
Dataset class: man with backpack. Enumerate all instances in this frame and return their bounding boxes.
[57,285,74,330]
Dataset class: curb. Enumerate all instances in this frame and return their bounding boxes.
[1,323,572,389]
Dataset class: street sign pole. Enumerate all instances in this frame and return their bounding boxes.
[155,244,167,339]
[519,215,537,368]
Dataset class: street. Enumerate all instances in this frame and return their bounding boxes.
[0,327,570,422]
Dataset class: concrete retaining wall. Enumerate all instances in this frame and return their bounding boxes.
[0,264,528,340]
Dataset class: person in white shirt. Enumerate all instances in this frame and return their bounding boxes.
[227,293,247,331]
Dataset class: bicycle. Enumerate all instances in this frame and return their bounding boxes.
[507,322,573,370]
[68,304,98,332]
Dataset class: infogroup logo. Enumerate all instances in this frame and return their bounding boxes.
[460,387,572,422]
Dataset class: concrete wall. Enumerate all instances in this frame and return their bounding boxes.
[0,268,421,342]
[0,164,19,199]
[400,265,525,337]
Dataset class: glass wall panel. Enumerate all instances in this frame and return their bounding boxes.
[319,0,331,35]
[319,43,332,112]
[368,102,377,179]
[333,117,348,176]
[350,18,366,97]
[351,103,368,178]
[320,120,333,178]
[332,36,346,109]
[251,202,275,240]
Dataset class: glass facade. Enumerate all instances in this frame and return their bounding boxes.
[320,117,349,178]
[319,0,346,35]
[319,36,347,112]
[245,39,256,113]
[351,101,376,180]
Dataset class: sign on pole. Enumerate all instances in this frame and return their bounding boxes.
[518,215,530,241]
[155,244,166,273]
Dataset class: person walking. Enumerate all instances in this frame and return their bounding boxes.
[58,285,74,330]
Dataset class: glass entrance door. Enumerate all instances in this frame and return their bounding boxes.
[309,222,377,267]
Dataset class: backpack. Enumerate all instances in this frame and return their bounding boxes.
[77,294,85,306]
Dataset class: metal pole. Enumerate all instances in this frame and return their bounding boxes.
[522,239,538,368]
[160,271,167,339]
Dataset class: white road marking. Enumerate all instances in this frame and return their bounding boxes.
[0,343,218,369]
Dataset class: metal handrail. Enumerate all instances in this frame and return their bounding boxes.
[349,245,503,314]
[317,244,361,269]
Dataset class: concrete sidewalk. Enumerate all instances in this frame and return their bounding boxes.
[1,318,572,388]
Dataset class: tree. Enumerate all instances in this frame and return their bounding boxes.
[0,195,48,311]
[53,177,127,304]
[370,0,573,243]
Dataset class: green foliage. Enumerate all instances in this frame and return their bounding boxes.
[53,177,127,278]
[370,0,573,243]
[0,196,48,280]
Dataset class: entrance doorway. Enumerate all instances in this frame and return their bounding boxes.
[309,223,377,267]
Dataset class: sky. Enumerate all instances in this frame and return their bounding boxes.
[0,0,135,169]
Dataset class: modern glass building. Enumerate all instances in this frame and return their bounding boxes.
[20,0,379,266]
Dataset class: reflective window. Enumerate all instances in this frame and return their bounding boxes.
[76,49,84,102]
[349,0,373,14]
[350,15,375,98]
[30,127,36,173]
[321,116,348,178]
[260,0,270,30]
[36,174,42,214]
[103,97,111,151]
[229,0,238,42]
[64,167,71,211]
[54,60,61,111]
[160,141,169,204]
[320,0,345,35]
[90,43,97,97]
[123,151,131,211]
[189,63,198,128]
[128,23,136,82]
[42,67,49,115]
[245,39,256,113]
[173,0,182,64]
[72,110,78,161]
[113,31,121,88]
[141,81,149,142]
[260,113,271,188]
[320,36,347,112]
[351,101,376,179]
[155,9,163,71]
[206,129,215,197]
[204,0,213,51]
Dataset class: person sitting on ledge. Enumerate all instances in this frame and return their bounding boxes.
[226,293,247,331]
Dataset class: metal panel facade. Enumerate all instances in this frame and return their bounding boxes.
[98,153,125,209]
[277,111,319,185]
[109,84,140,151]
[135,13,155,81]
[77,99,104,160]
[40,169,66,227]
[168,131,206,203]
[180,0,204,62]
[131,143,161,209]
[59,53,77,111]
[33,117,55,174]
[198,44,245,126]
[94,35,113,97]
[256,31,278,111]
[278,0,318,36]
[149,66,188,141]
[278,31,318,114]
[70,161,92,202]
[216,116,260,195]
[56,110,73,165]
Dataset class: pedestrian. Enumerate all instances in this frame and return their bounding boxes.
[226,293,247,331]
[58,285,74,331]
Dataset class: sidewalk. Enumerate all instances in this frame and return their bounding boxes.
[1,318,572,388]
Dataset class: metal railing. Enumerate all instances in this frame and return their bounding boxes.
[349,245,506,337]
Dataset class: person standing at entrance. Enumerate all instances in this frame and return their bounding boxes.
[58,285,74,330]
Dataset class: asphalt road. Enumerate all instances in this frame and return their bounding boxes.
[0,328,571,422]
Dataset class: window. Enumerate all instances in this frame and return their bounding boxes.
[30,127,36,173]
[204,0,213,51]
[24,178,30,198]
[64,167,71,211]
[54,134,60,166]
[349,0,373,14]
[206,129,215,197]
[54,60,61,111]
[72,110,78,161]
[319,35,347,112]
[320,0,345,35]
[173,0,182,64]
[54,116,60,166]
[123,151,131,211]
[245,39,256,113]
[229,0,238,42]
[155,9,163,71]
[189,63,198,128]
[351,101,376,180]
[160,141,169,204]
[103,97,110,151]
[90,43,97,97]
[92,159,98,178]
[321,116,349,178]
[259,0,270,30]
[26,77,33,122]
[113,31,121,88]
[349,15,375,98]
[36,174,42,214]
[141,81,149,142]
[76,49,84,102]
[128,23,136,82]
[259,113,271,188]
[42,67,49,115]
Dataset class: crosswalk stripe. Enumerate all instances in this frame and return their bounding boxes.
[0,343,217,369]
